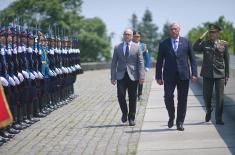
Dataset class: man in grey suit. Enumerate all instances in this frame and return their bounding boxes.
[111,28,145,126]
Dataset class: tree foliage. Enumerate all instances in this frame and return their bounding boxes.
[160,21,171,41]
[130,9,160,59]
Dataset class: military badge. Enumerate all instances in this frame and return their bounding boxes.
[216,40,226,52]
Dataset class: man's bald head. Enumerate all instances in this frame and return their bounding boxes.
[123,28,133,42]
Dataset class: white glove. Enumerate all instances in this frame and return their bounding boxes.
[17,72,24,82]
[27,47,33,53]
[22,46,26,52]
[53,70,57,76]
[13,75,20,85]
[33,71,39,79]
[77,64,81,69]
[8,76,16,86]
[37,71,44,79]
[18,46,22,53]
[49,69,54,77]
[13,48,17,54]
[0,77,9,87]
[29,72,35,80]
[55,68,60,75]
[22,70,29,79]
[34,48,38,54]
[61,67,66,74]
[7,49,12,55]
[59,68,63,74]
[1,48,5,55]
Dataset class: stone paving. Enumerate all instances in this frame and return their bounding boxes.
[137,74,235,155]
[0,69,154,155]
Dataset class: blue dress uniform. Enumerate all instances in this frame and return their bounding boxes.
[32,40,45,118]
[0,27,20,139]
[25,32,40,123]
[139,43,150,69]
[47,35,58,109]
[137,42,150,100]
[39,41,52,113]
[0,29,12,142]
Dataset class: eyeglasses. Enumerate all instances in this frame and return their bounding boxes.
[134,35,141,38]
[123,33,132,36]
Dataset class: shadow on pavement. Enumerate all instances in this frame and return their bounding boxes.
[125,128,173,133]
[190,78,235,154]
[86,124,127,128]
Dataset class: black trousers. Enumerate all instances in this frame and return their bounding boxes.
[117,72,138,121]
[164,75,189,125]
[137,83,143,97]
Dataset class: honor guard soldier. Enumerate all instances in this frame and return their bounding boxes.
[0,26,15,142]
[193,24,230,125]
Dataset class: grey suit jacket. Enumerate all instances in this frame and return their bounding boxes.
[111,42,145,81]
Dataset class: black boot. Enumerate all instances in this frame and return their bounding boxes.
[0,129,15,139]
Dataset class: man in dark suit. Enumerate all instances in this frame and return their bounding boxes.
[156,22,197,131]
[111,28,145,126]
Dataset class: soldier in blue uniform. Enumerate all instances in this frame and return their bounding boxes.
[133,31,150,101]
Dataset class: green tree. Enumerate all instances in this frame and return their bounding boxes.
[138,9,159,58]
[160,21,171,41]
[0,0,111,62]
[130,13,138,31]
[188,16,234,53]
[78,18,111,62]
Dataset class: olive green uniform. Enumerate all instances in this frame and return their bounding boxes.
[193,39,230,122]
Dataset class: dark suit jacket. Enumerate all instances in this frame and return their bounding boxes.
[156,37,197,81]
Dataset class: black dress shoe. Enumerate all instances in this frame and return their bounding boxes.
[12,123,23,130]
[29,117,40,123]
[23,119,34,125]
[168,119,174,128]
[205,108,213,122]
[34,112,46,118]
[41,109,49,115]
[7,127,20,134]
[0,131,15,138]
[129,120,136,126]
[216,120,224,125]
[121,115,127,123]
[0,136,9,142]
[0,141,3,146]
[177,123,184,131]
[19,122,30,128]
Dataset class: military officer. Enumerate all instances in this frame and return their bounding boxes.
[132,31,150,101]
[193,24,230,125]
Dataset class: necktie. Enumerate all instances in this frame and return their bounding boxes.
[125,42,129,58]
[173,40,178,52]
